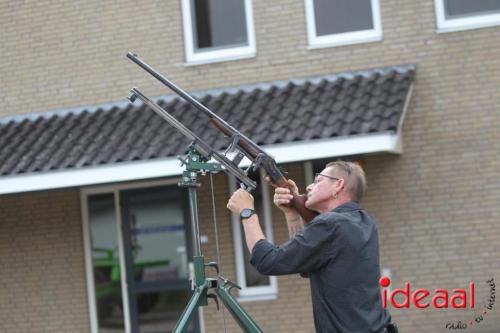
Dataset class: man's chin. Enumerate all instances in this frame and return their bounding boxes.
[306,199,321,213]
[305,199,313,209]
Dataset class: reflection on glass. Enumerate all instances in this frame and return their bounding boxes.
[88,193,125,332]
[136,290,195,333]
[313,0,373,35]
[126,188,188,283]
[445,0,500,19]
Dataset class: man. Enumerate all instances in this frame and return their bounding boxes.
[227,161,394,333]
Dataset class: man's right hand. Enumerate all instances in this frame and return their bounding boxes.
[273,179,300,215]
[273,179,305,236]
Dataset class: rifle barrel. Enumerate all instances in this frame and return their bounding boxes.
[127,52,264,157]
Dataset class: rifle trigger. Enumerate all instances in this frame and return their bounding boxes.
[239,182,250,191]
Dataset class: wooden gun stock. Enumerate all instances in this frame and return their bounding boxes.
[272,178,318,223]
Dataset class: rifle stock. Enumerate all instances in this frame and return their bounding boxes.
[272,178,318,223]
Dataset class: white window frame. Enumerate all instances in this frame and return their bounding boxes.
[181,0,256,66]
[304,0,382,49]
[435,0,500,33]
[229,170,278,301]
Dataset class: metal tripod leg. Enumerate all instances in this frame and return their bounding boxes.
[215,284,264,333]
[172,280,209,333]
[172,258,264,333]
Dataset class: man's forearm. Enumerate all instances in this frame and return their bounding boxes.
[241,215,266,253]
[285,212,304,237]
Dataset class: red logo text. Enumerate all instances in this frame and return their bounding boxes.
[379,277,475,309]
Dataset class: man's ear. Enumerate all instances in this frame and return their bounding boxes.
[337,178,345,191]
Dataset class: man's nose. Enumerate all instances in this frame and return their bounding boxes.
[306,184,313,192]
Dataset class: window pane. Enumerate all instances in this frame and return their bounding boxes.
[191,0,248,51]
[444,0,500,19]
[241,172,270,287]
[88,193,125,332]
[127,188,189,283]
[313,0,374,36]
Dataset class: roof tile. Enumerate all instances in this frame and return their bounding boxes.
[0,65,415,176]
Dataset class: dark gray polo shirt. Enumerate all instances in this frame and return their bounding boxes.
[250,201,391,333]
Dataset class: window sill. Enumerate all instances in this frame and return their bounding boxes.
[437,17,500,33]
[237,293,278,303]
[184,52,256,67]
[307,33,382,50]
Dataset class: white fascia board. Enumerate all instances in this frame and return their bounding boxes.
[0,158,182,195]
[0,131,400,195]
[266,131,400,164]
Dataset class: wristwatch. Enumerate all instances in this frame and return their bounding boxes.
[240,208,256,220]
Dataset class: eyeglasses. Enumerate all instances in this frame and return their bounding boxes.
[313,173,339,184]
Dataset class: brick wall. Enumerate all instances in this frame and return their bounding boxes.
[2,1,500,119]
[0,189,89,332]
[1,0,500,332]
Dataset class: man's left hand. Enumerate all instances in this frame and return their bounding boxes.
[227,189,254,214]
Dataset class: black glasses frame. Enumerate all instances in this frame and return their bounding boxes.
[314,173,339,184]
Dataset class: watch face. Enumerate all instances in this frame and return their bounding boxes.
[241,208,255,219]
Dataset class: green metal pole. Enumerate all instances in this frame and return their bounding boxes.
[172,280,209,333]
[215,284,264,333]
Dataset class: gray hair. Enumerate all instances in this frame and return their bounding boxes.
[325,160,367,203]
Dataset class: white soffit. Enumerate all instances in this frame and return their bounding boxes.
[0,131,401,195]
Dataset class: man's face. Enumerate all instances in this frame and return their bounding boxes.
[305,167,341,211]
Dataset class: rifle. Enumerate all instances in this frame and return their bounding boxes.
[126,52,318,223]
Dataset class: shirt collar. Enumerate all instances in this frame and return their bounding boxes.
[332,201,361,213]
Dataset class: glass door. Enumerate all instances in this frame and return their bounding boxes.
[120,185,199,333]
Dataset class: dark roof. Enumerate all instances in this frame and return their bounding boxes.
[0,65,415,177]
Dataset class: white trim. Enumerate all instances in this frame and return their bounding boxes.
[393,82,414,155]
[114,191,131,333]
[435,0,500,33]
[304,0,382,49]
[397,83,414,137]
[263,131,400,164]
[0,132,402,195]
[0,158,183,195]
[229,172,278,300]
[80,177,180,195]
[181,0,256,65]
[81,192,99,333]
